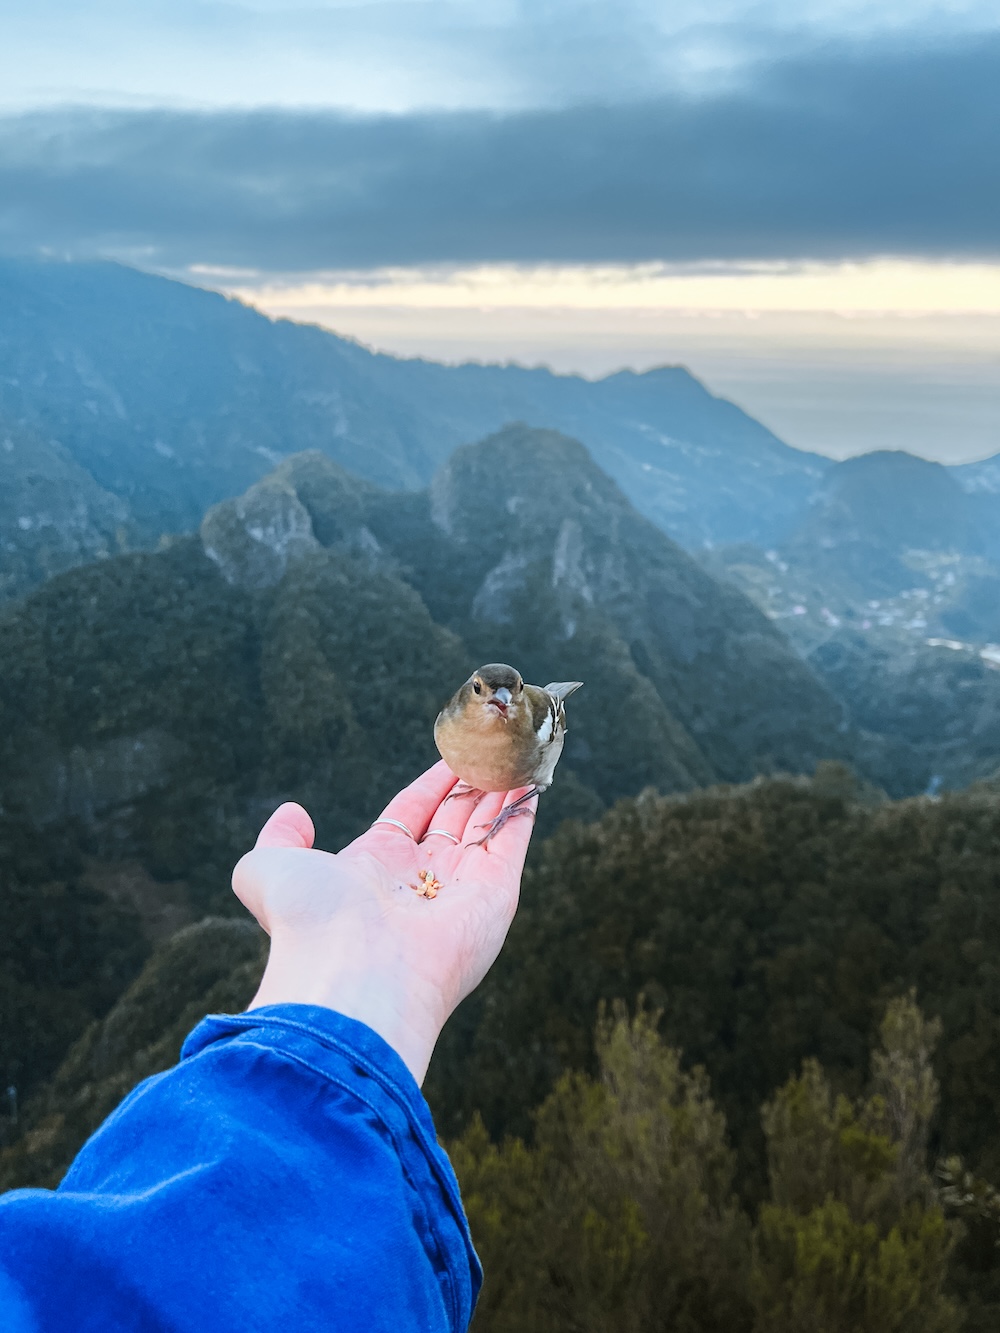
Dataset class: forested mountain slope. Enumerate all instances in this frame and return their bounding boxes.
[0,429,846,898]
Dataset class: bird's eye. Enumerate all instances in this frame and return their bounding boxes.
[518,680,524,693]
[473,681,482,695]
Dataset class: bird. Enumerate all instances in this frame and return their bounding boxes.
[434,663,583,843]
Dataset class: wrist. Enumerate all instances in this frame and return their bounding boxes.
[247,928,447,1085]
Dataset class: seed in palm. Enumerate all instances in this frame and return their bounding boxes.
[411,869,443,899]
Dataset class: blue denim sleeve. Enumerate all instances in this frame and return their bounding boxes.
[0,1005,482,1333]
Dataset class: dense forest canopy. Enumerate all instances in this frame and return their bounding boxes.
[4,773,1000,1328]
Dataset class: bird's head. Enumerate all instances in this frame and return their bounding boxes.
[463,662,524,725]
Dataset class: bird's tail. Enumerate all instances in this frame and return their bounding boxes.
[544,681,583,701]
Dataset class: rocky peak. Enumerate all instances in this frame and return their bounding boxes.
[201,475,320,590]
[200,451,381,589]
[0,421,130,603]
[431,425,626,552]
[422,424,849,786]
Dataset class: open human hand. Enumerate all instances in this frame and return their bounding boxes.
[232,761,536,1084]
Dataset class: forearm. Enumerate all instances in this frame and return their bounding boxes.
[250,924,449,1086]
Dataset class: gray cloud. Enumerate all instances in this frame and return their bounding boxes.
[0,34,997,269]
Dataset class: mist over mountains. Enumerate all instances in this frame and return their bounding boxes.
[1,261,995,584]
[0,258,827,598]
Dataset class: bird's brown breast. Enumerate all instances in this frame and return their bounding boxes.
[434,706,539,792]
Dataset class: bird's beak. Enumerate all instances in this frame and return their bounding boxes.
[488,686,512,717]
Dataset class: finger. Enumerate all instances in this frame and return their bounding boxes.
[255,802,316,850]
[362,760,460,845]
[419,784,480,848]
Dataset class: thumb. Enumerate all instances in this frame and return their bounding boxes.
[255,802,316,849]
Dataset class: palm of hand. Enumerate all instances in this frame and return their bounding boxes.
[232,762,536,1081]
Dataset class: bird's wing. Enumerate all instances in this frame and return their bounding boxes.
[543,681,583,702]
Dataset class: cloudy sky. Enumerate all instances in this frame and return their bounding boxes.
[1,0,998,462]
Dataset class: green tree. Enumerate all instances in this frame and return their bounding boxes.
[751,995,958,1333]
[450,1005,752,1333]
[936,1157,1000,1333]
[429,774,1000,1205]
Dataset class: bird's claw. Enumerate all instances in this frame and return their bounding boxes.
[470,789,538,846]
[445,782,484,804]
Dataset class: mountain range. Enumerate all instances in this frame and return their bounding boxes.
[0,257,833,601]
[2,258,998,804]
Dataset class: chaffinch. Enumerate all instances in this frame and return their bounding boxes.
[434,663,583,842]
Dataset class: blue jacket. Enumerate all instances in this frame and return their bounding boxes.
[0,1005,481,1331]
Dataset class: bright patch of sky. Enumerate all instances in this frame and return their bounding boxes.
[0,0,998,110]
[215,260,1000,314]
